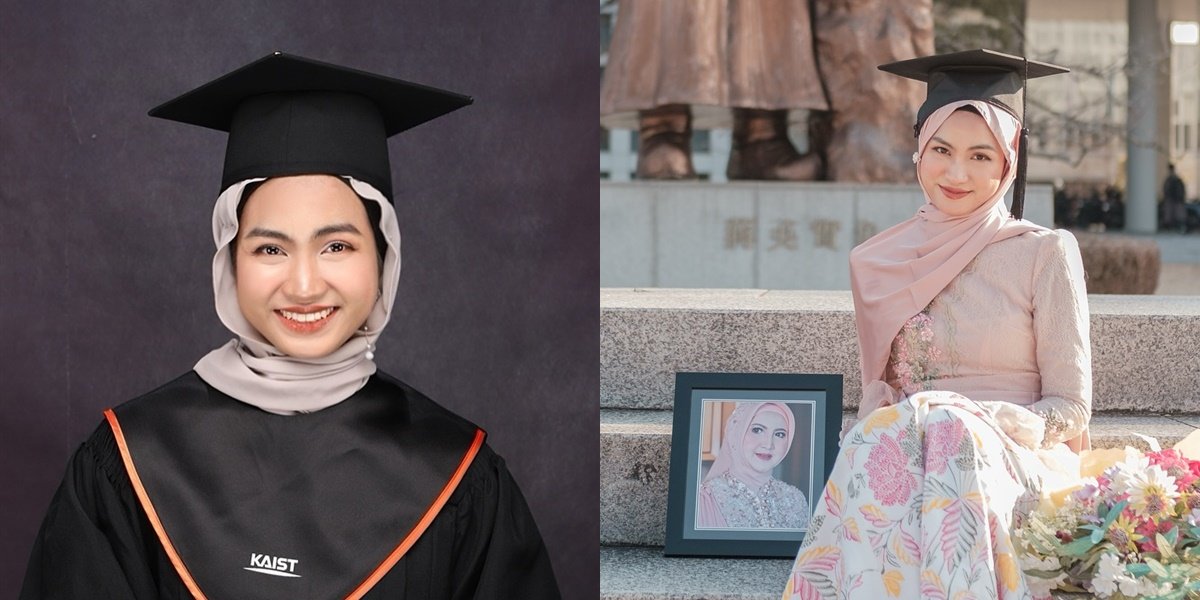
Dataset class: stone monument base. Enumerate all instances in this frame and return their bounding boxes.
[601,181,1055,289]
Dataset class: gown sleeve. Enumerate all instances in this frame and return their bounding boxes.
[20,424,161,600]
[449,446,562,600]
[1028,230,1092,447]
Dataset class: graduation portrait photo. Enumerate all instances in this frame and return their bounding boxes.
[1,2,596,599]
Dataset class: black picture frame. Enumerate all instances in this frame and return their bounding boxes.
[664,372,843,558]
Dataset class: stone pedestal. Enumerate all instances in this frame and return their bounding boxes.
[601,181,1055,289]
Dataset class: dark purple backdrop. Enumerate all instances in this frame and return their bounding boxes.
[0,2,598,597]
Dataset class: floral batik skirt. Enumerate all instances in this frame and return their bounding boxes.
[782,392,1076,600]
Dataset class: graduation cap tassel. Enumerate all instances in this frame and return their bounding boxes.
[1010,55,1030,221]
[1012,127,1028,220]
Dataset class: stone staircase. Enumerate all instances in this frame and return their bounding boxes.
[600,289,1200,600]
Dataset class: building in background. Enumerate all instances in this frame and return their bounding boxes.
[1025,0,1198,199]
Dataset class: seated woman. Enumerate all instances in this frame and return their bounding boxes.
[783,50,1089,599]
[21,54,560,599]
[698,402,810,530]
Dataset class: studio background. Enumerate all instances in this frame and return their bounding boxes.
[0,2,597,597]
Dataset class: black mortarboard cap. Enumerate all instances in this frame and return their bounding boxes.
[149,52,473,199]
[878,49,1068,220]
[878,49,1067,132]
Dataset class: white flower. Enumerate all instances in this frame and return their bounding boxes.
[1090,553,1123,598]
[1111,453,1151,490]
[1116,574,1143,597]
[1125,465,1180,518]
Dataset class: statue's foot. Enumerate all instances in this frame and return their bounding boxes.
[636,104,696,180]
[727,139,824,181]
[727,108,824,181]
[637,131,696,179]
[765,151,824,181]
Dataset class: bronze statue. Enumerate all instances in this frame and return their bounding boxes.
[601,0,932,183]
[812,0,933,182]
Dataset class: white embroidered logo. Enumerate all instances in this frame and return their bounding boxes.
[244,553,302,578]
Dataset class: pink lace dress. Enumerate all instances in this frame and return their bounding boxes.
[782,230,1091,599]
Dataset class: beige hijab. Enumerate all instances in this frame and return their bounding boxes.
[849,100,1045,418]
[194,176,402,415]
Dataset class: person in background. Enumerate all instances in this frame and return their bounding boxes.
[1164,162,1187,233]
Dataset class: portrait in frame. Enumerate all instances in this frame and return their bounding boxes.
[665,372,843,558]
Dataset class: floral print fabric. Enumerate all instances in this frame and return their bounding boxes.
[782,230,1090,598]
[890,309,943,395]
[782,393,1041,599]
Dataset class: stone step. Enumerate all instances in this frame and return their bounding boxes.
[600,289,1200,412]
[600,545,791,600]
[599,545,1093,599]
[600,408,1199,547]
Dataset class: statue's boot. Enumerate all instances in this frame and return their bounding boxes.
[727,108,823,181]
[636,104,696,180]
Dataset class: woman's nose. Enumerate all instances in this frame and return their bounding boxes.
[945,160,968,182]
[283,255,327,301]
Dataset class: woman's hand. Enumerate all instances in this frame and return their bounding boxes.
[975,401,1046,451]
[842,381,903,440]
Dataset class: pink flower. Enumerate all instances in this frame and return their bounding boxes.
[1148,449,1199,489]
[890,310,941,394]
[866,432,915,506]
[924,417,966,474]
[1134,518,1175,553]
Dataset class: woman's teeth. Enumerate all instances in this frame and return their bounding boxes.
[279,307,334,322]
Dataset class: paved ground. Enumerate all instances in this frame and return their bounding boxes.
[1150,233,1200,295]
[1159,263,1200,295]
[1146,232,1200,264]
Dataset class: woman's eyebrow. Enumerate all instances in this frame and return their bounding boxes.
[243,227,290,242]
[242,224,363,241]
[931,136,997,152]
[313,223,363,238]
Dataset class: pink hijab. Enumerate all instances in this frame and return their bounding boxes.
[849,100,1045,419]
[698,402,795,527]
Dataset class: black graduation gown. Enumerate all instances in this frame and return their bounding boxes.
[20,372,560,600]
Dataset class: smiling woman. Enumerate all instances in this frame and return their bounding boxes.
[697,402,810,530]
[233,176,381,360]
[918,108,1008,218]
[20,54,561,600]
[783,50,1090,599]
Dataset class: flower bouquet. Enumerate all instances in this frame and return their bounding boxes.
[1015,442,1200,599]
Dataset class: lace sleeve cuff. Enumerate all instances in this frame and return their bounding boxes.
[1031,395,1089,448]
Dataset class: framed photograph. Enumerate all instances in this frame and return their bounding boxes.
[664,372,843,558]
